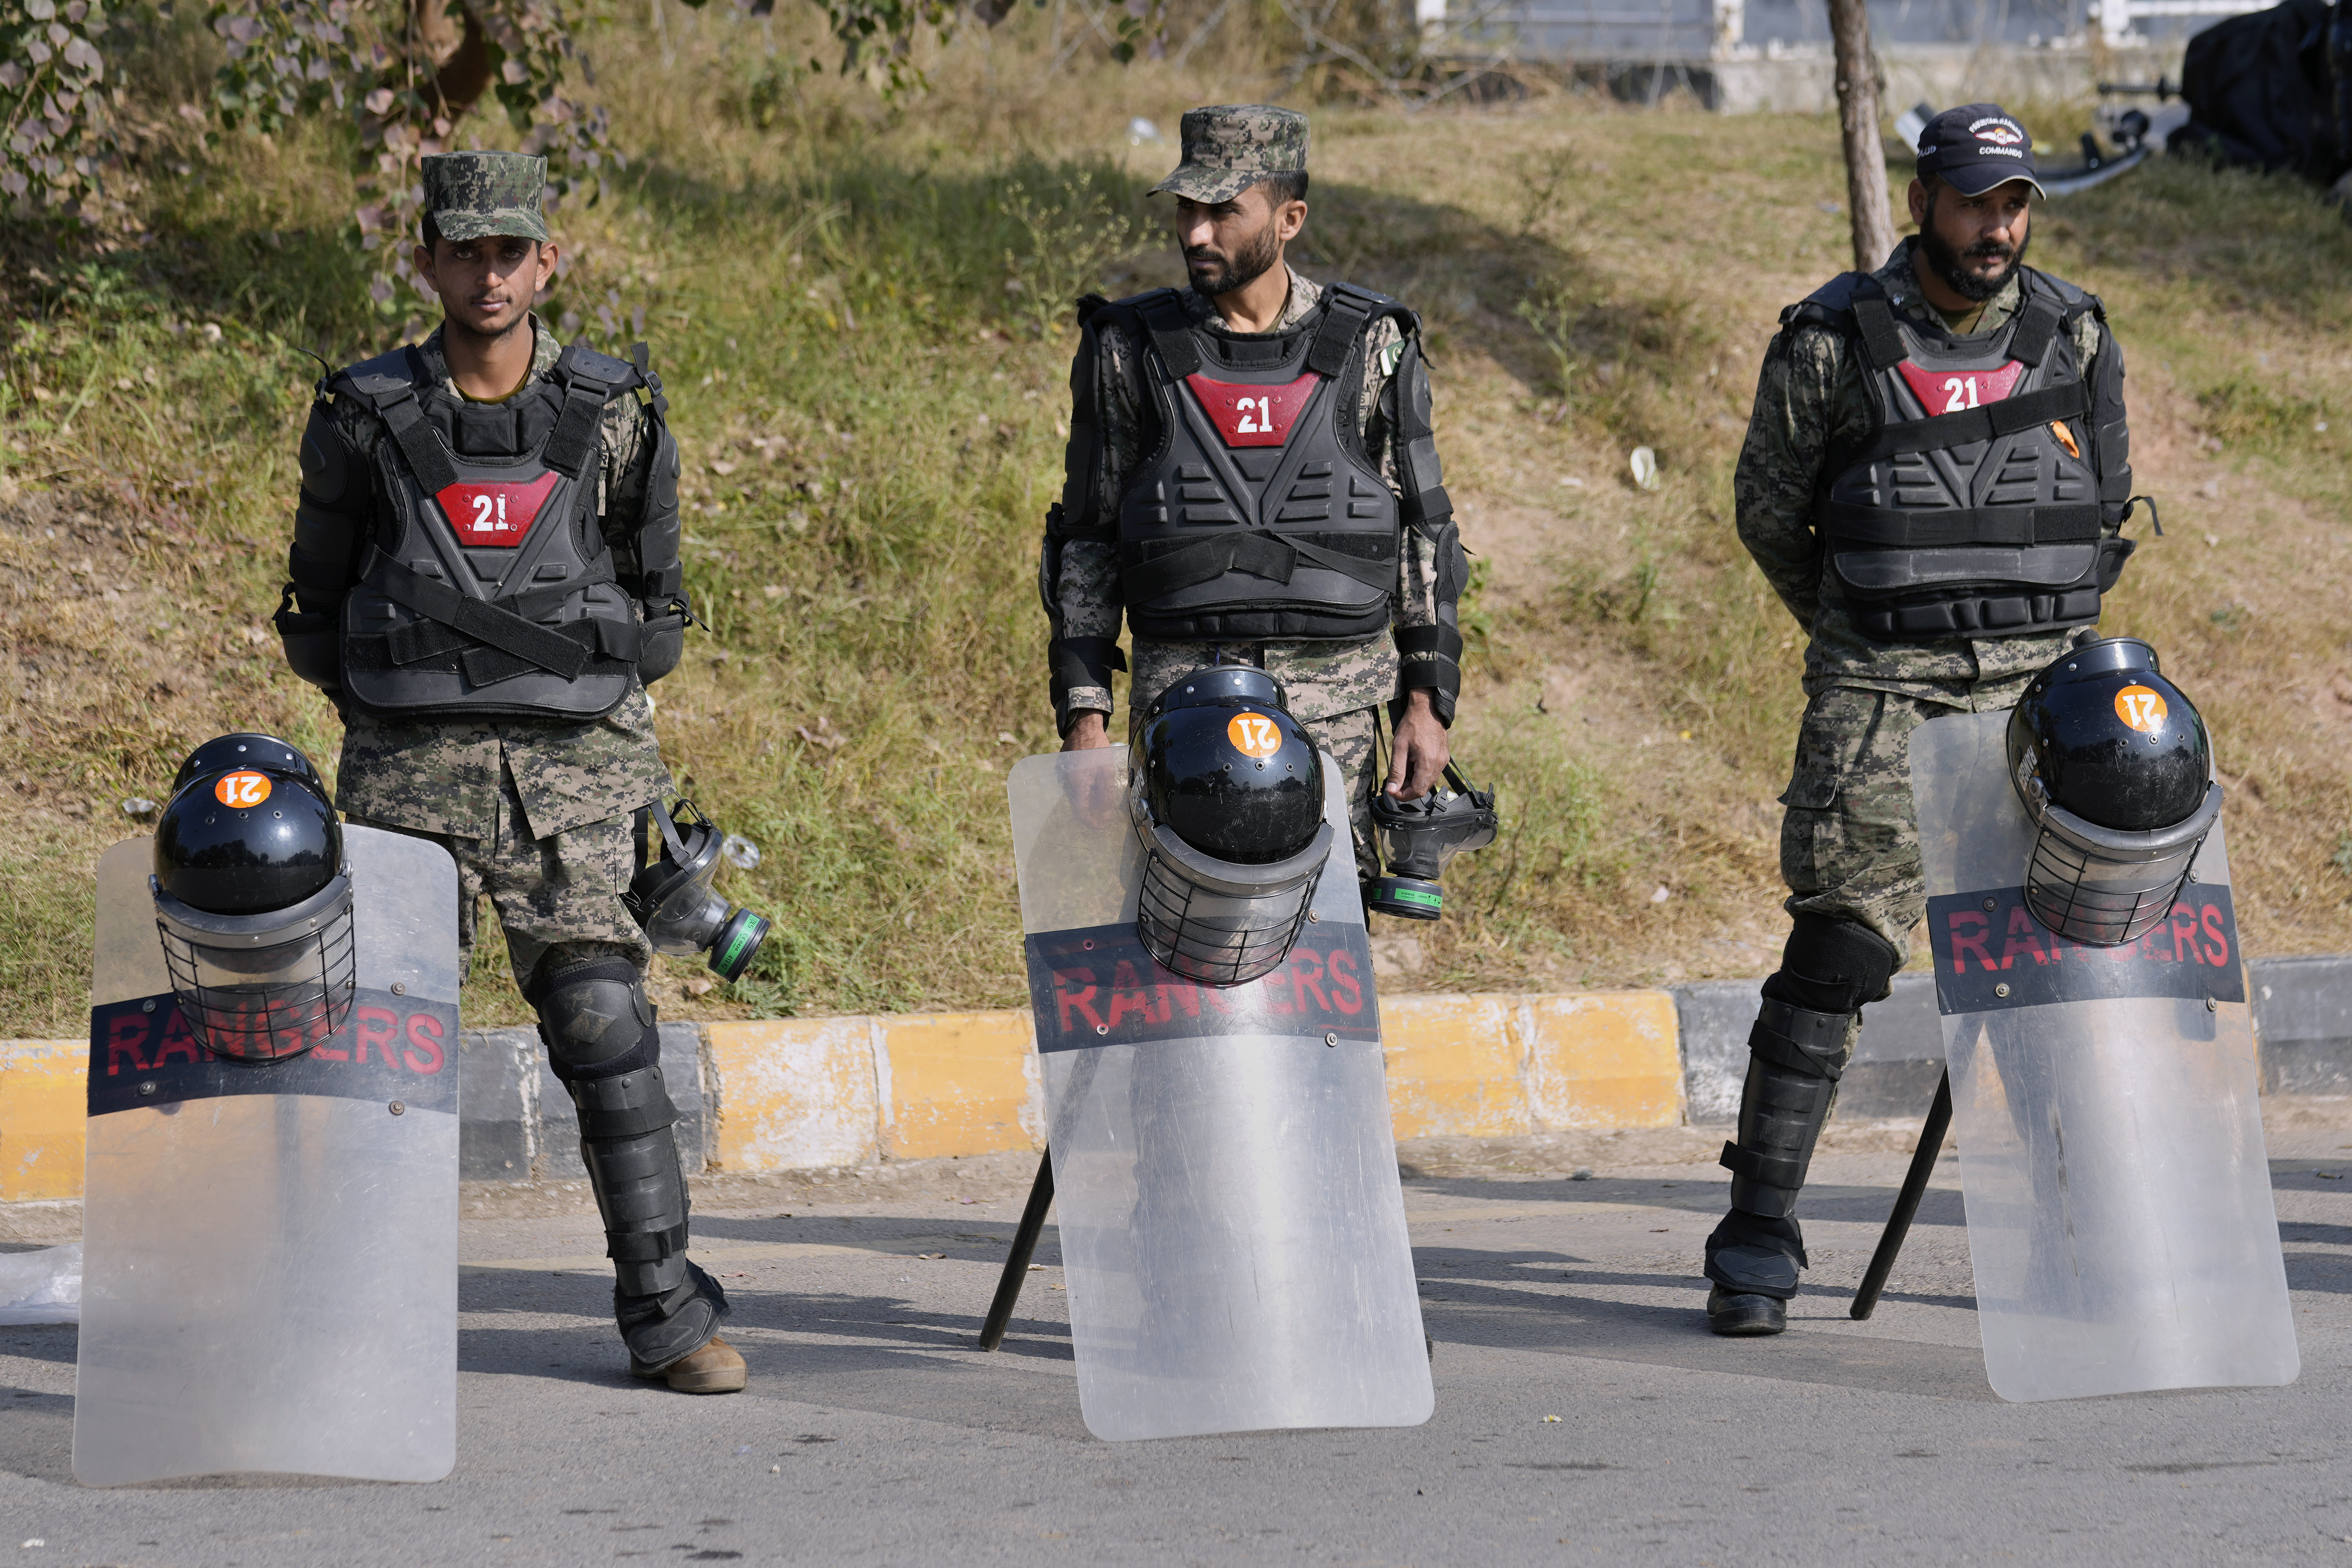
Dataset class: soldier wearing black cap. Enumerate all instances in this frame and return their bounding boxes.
[1706,104,2154,1336]
[1041,105,1470,876]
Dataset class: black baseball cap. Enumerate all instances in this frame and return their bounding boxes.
[1914,104,2043,197]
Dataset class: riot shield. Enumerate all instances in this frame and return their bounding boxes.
[1008,746,1434,1441]
[1912,711,2296,1402]
[75,826,461,1485]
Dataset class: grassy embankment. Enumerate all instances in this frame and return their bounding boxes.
[3,15,2349,1037]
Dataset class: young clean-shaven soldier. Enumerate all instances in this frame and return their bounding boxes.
[272,151,743,1391]
[1043,105,1470,862]
[1706,107,2146,1336]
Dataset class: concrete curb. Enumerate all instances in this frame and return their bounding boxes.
[5,959,2349,1204]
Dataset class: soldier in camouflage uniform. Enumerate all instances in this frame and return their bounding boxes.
[270,152,745,1393]
[1706,106,2148,1336]
[1044,105,1469,874]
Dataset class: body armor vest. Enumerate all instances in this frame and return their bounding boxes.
[1111,285,1407,643]
[1796,266,2137,643]
[333,344,655,722]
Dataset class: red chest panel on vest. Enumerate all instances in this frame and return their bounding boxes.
[1896,360,2025,418]
[1184,372,1320,448]
[436,472,560,548]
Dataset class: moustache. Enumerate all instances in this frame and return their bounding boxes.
[1963,243,2016,264]
[1184,248,1227,268]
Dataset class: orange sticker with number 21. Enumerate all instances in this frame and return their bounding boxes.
[214,771,274,807]
[2114,685,2168,733]
[1227,712,1283,758]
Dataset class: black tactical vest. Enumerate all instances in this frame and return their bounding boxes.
[1793,266,2137,643]
[1110,285,1408,643]
[332,344,654,721]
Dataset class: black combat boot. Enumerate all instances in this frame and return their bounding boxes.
[1703,915,1900,1336]
[530,956,734,1382]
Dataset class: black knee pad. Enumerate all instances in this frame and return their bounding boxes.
[529,958,659,1078]
[1772,913,1902,1016]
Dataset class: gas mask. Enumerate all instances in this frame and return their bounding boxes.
[627,800,773,981]
[1368,764,1498,921]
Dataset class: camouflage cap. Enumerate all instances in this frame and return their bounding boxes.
[421,151,549,244]
[1149,105,1308,204]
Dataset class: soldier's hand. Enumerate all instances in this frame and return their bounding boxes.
[1061,711,1112,752]
[1385,691,1450,801]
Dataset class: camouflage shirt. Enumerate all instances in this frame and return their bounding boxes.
[317,317,673,842]
[1733,241,2112,707]
[1048,265,1448,727]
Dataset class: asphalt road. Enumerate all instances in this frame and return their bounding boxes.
[8,1119,2352,1567]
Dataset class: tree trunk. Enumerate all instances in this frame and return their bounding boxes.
[410,0,494,120]
[1829,0,1898,273]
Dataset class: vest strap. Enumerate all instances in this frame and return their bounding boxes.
[1848,296,1910,373]
[1307,288,1373,378]
[2007,296,2064,367]
[1119,528,1395,602]
[367,549,593,680]
[1133,291,1203,379]
[374,387,462,499]
[1823,501,2103,550]
[542,376,612,480]
[1847,379,2093,467]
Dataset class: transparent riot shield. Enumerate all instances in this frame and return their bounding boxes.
[1008,746,1434,1441]
[1912,711,2296,1403]
[75,826,461,1485]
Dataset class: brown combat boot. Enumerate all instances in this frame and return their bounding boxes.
[630,1334,748,1394]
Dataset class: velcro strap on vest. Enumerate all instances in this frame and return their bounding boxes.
[1719,1141,1808,1191]
[1307,288,1373,378]
[1849,379,2093,467]
[1120,529,1395,601]
[1134,291,1203,379]
[1746,999,1850,1081]
[373,386,461,498]
[1822,501,2102,550]
[542,376,613,480]
[369,551,592,679]
[1402,482,1453,530]
[1848,296,1910,373]
[2007,296,2064,367]
[607,1221,691,1263]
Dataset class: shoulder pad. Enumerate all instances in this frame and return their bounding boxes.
[330,344,421,406]
[1323,279,1422,334]
[556,343,642,394]
[1074,293,1112,329]
[2021,266,2090,308]
[1797,270,1874,315]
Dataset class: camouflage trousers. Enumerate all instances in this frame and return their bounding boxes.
[1779,674,2035,958]
[349,763,648,994]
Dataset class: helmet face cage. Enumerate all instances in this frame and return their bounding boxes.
[1129,770,1332,988]
[153,875,357,1062]
[1136,846,1324,987]
[2016,770,2223,948]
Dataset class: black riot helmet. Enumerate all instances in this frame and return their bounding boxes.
[626,800,772,981]
[150,739,355,1061]
[2007,636,2223,946]
[1130,665,1334,986]
[1368,764,1499,921]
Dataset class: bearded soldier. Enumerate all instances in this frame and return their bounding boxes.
[1043,105,1468,862]
[269,151,743,1392]
[1704,106,2150,1336]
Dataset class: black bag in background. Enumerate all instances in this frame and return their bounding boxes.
[2169,0,2349,186]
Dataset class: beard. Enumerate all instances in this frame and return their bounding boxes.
[1918,214,2028,304]
[1185,217,1282,298]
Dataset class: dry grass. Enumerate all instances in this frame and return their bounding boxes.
[2,12,2348,1035]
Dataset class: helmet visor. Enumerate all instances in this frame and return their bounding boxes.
[2022,781,2223,947]
[152,874,357,1061]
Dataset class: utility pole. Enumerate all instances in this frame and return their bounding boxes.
[1829,0,1899,272]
